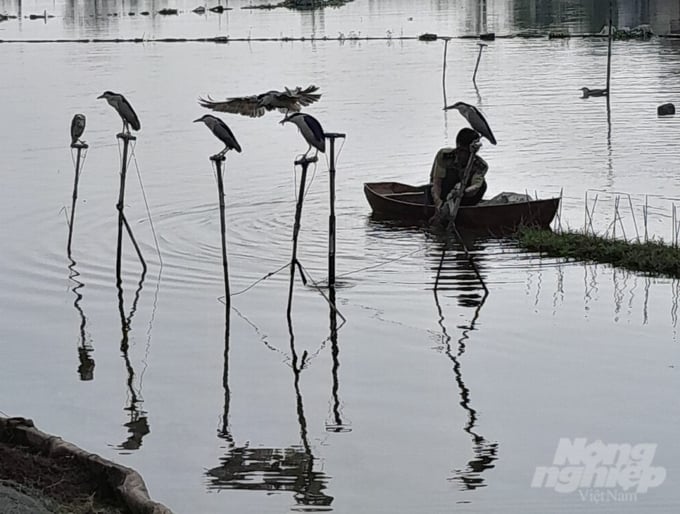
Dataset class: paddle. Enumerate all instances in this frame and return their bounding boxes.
[445,139,481,227]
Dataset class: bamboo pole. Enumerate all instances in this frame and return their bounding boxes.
[472,43,487,85]
[67,142,88,256]
[212,154,231,310]
[116,132,147,275]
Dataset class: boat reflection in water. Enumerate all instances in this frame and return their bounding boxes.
[429,234,499,490]
[207,268,334,510]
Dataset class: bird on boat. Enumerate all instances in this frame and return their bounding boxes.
[580,87,608,99]
[444,101,497,145]
[198,85,321,118]
[280,112,326,158]
[70,113,86,147]
[194,114,242,157]
[97,91,141,134]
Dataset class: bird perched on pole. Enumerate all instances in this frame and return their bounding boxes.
[97,91,141,134]
[280,112,325,158]
[194,114,242,157]
[444,101,496,145]
[198,85,321,118]
[70,113,86,147]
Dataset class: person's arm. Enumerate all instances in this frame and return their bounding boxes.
[464,157,488,195]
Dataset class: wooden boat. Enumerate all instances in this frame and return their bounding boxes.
[364,182,560,232]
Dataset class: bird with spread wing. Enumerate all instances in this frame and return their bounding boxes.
[198,85,321,118]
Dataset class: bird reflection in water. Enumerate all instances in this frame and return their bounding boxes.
[115,236,150,452]
[207,271,333,510]
[430,235,498,490]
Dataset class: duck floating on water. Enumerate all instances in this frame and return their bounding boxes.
[580,87,609,99]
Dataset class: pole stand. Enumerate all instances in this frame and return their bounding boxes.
[117,132,137,142]
[294,155,318,167]
[70,141,89,150]
[210,153,227,163]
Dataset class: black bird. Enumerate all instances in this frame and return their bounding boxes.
[581,87,609,99]
[280,112,325,158]
[97,91,141,134]
[199,85,321,118]
[70,113,86,147]
[194,114,242,157]
[444,101,496,145]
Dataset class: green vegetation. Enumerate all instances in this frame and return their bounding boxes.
[516,228,680,278]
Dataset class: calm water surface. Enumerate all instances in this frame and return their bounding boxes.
[1,1,680,513]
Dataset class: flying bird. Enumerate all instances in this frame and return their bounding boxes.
[280,112,325,158]
[97,91,141,134]
[70,113,86,147]
[199,85,321,118]
[194,114,242,157]
[444,101,496,145]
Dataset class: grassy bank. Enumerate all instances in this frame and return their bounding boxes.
[516,228,680,278]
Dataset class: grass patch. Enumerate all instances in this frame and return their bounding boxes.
[516,228,680,278]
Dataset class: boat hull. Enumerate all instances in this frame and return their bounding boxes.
[364,182,560,232]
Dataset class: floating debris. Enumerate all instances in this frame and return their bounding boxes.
[193,6,206,14]
[158,8,179,15]
[480,32,495,41]
[658,103,675,116]
[418,33,438,41]
[140,11,150,16]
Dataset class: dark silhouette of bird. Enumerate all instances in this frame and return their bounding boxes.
[194,114,242,157]
[70,113,86,147]
[199,85,321,118]
[580,87,608,99]
[444,101,496,145]
[280,112,325,158]
[97,91,141,134]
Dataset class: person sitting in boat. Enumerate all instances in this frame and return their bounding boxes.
[429,127,488,216]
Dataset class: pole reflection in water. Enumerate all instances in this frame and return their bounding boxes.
[115,234,150,452]
[206,270,333,509]
[67,256,95,381]
[325,284,350,433]
[430,236,498,490]
[220,299,232,443]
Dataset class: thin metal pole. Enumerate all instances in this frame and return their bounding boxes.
[442,38,450,108]
[324,132,346,288]
[67,142,88,256]
[606,0,612,93]
[472,43,487,85]
[212,154,230,310]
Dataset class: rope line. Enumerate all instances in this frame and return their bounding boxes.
[131,149,163,267]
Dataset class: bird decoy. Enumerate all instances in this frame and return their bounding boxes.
[194,114,242,157]
[97,91,141,134]
[70,113,86,147]
[580,87,608,99]
[444,101,496,145]
[280,112,325,158]
[199,85,321,119]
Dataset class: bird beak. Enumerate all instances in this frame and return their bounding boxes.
[193,118,202,123]
[443,105,452,111]
[96,93,104,99]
